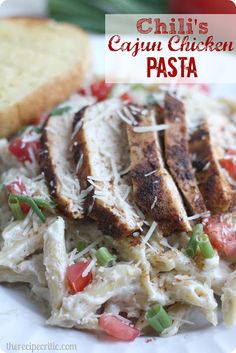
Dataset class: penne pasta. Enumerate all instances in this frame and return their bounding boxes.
[43,216,68,310]
[222,270,236,325]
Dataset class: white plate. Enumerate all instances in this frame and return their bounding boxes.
[1,2,236,352]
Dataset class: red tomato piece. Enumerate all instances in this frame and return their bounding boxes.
[120,92,133,103]
[90,80,113,101]
[19,203,31,214]
[6,179,30,214]
[220,158,236,180]
[204,215,236,257]
[9,134,41,163]
[78,87,87,96]
[99,314,140,341]
[6,178,27,195]
[66,261,92,294]
[225,148,236,156]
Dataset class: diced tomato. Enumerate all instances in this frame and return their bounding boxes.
[6,179,30,214]
[90,80,113,101]
[6,178,27,195]
[33,112,50,125]
[78,81,113,101]
[204,215,236,257]
[225,148,236,156]
[78,80,113,102]
[220,158,236,180]
[220,148,236,180]
[78,87,87,96]
[66,261,92,294]
[18,203,31,214]
[99,314,140,341]
[9,134,41,163]
[120,92,133,103]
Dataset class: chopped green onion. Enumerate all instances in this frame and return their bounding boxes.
[33,127,42,133]
[50,106,71,116]
[186,224,203,257]
[17,126,28,135]
[8,194,46,222]
[96,247,115,267]
[8,195,25,220]
[198,234,215,259]
[17,126,42,135]
[145,304,172,333]
[77,241,86,252]
[32,198,56,210]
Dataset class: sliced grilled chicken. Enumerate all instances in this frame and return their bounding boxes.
[190,119,235,213]
[164,93,206,215]
[40,94,94,219]
[126,105,191,234]
[72,99,143,237]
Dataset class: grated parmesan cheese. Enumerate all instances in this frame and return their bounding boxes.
[187,211,211,221]
[142,221,157,244]
[151,196,158,210]
[133,124,169,133]
[117,110,133,126]
[202,161,211,171]
[74,237,103,260]
[144,169,158,177]
[82,258,97,278]
[75,153,84,173]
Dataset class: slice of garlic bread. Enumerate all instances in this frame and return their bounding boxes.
[0,18,90,137]
[72,99,143,237]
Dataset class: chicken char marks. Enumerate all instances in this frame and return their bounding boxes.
[164,93,207,215]
[127,105,191,234]
[72,99,143,237]
[40,96,93,219]
[190,119,235,213]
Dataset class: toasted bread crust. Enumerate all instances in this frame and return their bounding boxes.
[164,94,206,215]
[0,18,90,137]
[127,106,191,234]
[190,120,235,213]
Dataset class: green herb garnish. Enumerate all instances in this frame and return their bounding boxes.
[198,234,215,259]
[145,304,172,333]
[8,195,25,220]
[96,247,116,267]
[8,194,55,222]
[50,106,71,116]
[186,224,203,257]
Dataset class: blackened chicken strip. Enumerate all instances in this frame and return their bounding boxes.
[72,99,143,237]
[126,105,191,234]
[40,95,94,219]
[190,119,235,213]
[164,93,207,215]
